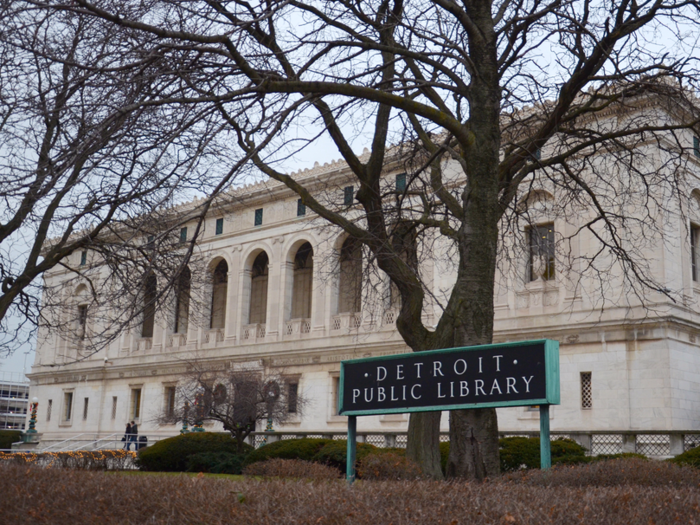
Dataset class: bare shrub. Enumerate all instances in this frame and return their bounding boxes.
[2,461,700,524]
[243,458,340,481]
[357,452,424,481]
[0,450,136,470]
[504,457,700,488]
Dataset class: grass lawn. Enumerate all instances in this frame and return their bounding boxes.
[109,470,246,481]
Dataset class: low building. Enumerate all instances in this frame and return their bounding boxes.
[0,372,29,431]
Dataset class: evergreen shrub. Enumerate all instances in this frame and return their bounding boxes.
[243,438,333,466]
[136,432,251,472]
[438,437,588,473]
[669,445,700,468]
[311,440,378,472]
[186,451,245,474]
[0,430,22,450]
[593,453,647,462]
[499,437,587,471]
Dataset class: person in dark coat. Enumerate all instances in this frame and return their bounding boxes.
[130,420,138,450]
[124,422,132,450]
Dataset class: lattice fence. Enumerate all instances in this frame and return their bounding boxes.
[396,435,408,448]
[637,435,670,456]
[685,434,700,451]
[364,435,386,447]
[591,434,622,455]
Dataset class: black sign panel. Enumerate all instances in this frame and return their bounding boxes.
[339,340,559,416]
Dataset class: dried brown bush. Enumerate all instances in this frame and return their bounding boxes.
[0,450,136,470]
[357,452,424,480]
[1,461,700,524]
[242,458,341,480]
[504,458,700,488]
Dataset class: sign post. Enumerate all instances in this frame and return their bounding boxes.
[339,339,560,482]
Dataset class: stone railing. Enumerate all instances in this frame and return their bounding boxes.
[284,318,311,337]
[331,313,363,332]
[242,323,266,342]
[246,430,700,457]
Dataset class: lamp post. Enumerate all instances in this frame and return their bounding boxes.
[261,381,280,445]
[26,397,39,434]
[180,401,190,434]
[192,389,205,432]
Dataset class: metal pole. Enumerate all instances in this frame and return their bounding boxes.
[539,404,551,469]
[346,415,357,484]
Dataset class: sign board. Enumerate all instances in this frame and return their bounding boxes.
[339,339,559,416]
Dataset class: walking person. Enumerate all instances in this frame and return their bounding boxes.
[124,422,132,451]
[130,420,138,450]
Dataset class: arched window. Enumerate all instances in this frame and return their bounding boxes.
[174,267,191,334]
[210,260,228,329]
[141,273,157,338]
[249,252,269,324]
[338,237,362,313]
[291,242,313,319]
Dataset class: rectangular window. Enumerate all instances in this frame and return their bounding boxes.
[80,250,87,266]
[527,223,555,281]
[694,136,700,158]
[111,397,117,420]
[254,208,263,226]
[179,227,187,243]
[343,186,354,206]
[130,388,142,420]
[692,224,700,282]
[82,397,89,420]
[533,148,541,160]
[581,372,592,409]
[297,199,306,217]
[164,386,176,418]
[46,399,52,422]
[287,383,298,414]
[215,218,224,235]
[63,392,73,421]
[332,376,340,416]
[146,235,155,250]
[395,173,406,192]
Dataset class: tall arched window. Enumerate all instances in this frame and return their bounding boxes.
[338,237,362,313]
[174,266,191,334]
[141,273,157,338]
[210,260,228,329]
[291,242,313,319]
[249,252,269,324]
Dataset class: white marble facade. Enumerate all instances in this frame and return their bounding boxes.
[26,118,700,440]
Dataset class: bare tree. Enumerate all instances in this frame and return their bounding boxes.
[160,363,306,453]
[34,0,700,479]
[0,3,255,356]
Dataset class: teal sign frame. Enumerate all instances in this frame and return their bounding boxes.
[339,339,560,482]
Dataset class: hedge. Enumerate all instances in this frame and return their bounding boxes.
[438,437,588,473]
[245,436,588,475]
[669,445,700,468]
[186,451,245,474]
[243,438,333,466]
[0,430,22,450]
[136,432,251,472]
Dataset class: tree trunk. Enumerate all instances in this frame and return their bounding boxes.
[447,408,499,479]
[406,411,443,479]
